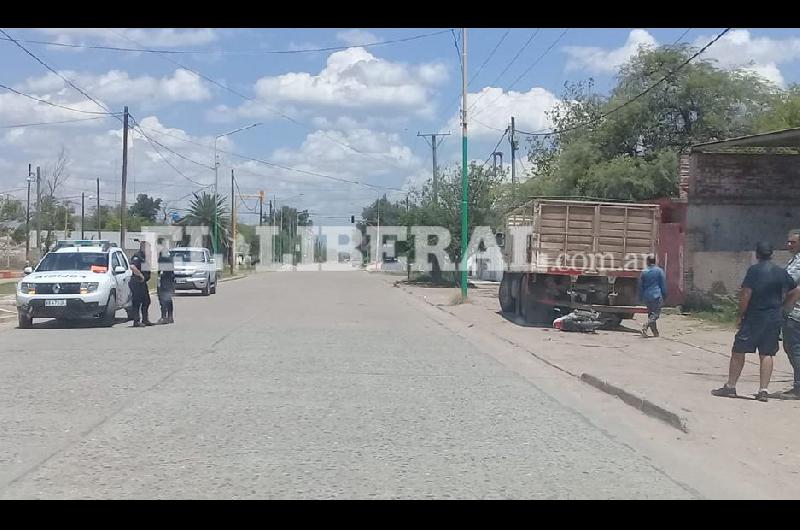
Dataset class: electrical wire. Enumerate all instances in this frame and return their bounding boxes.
[0,29,452,56]
[0,82,120,116]
[513,28,731,137]
[0,116,111,128]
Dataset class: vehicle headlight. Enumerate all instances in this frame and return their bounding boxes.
[19,282,35,294]
[80,282,99,294]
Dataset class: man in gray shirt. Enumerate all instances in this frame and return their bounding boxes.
[774,229,800,399]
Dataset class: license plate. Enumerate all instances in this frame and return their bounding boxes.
[45,299,67,307]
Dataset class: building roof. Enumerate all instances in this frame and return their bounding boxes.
[691,127,800,151]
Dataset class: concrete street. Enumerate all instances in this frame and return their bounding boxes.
[0,271,708,499]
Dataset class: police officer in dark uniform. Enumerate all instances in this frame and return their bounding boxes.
[129,240,153,327]
[157,238,176,324]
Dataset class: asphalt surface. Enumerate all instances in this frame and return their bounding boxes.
[0,271,696,499]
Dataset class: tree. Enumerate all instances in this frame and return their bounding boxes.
[2,197,25,243]
[128,194,163,222]
[403,163,507,283]
[264,205,311,263]
[520,45,774,201]
[753,84,800,132]
[182,192,229,253]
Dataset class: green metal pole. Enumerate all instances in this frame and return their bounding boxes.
[460,27,468,299]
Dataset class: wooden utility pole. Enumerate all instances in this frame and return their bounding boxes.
[96,178,101,239]
[35,166,41,256]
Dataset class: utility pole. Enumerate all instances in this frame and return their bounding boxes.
[460,27,468,299]
[259,191,264,226]
[35,166,41,257]
[81,192,85,239]
[509,116,518,197]
[492,151,503,178]
[376,197,380,265]
[96,178,101,240]
[406,192,410,282]
[120,106,129,249]
[64,202,69,236]
[25,164,32,262]
[230,169,236,275]
[417,132,450,203]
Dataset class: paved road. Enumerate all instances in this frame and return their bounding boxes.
[0,271,696,499]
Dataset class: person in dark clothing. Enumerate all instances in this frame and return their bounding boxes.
[157,239,175,324]
[638,255,668,338]
[712,241,800,402]
[129,240,153,327]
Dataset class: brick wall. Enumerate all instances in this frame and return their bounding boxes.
[689,152,800,204]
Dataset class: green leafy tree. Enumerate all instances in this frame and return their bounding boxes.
[182,192,229,253]
[754,84,800,132]
[128,193,163,222]
[521,45,774,201]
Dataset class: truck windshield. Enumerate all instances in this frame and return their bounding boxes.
[36,252,108,272]
[170,250,205,263]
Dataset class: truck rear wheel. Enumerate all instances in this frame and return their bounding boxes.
[499,274,516,313]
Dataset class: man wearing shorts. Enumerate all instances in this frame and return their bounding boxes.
[712,241,800,402]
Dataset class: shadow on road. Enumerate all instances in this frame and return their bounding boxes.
[25,316,130,330]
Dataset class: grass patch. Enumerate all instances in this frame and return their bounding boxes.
[0,282,18,296]
[688,296,738,324]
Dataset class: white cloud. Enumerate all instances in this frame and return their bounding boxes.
[34,28,218,48]
[336,30,379,47]
[0,114,227,212]
[564,29,658,74]
[16,68,211,107]
[563,28,800,88]
[691,29,800,87]
[229,128,424,220]
[217,48,448,122]
[446,86,560,139]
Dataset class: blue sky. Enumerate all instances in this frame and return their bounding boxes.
[1,28,799,224]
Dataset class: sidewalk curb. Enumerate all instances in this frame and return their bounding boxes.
[579,374,689,433]
[220,275,245,283]
[395,283,691,434]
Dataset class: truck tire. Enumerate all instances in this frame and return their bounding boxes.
[201,282,211,296]
[102,293,117,327]
[18,311,32,329]
[499,274,516,313]
[210,279,217,295]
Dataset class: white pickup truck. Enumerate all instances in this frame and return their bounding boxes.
[16,241,133,328]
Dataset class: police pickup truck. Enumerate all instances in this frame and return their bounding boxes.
[16,240,133,328]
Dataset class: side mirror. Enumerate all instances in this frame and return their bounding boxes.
[495,232,505,247]
[114,265,126,274]
[23,266,33,275]
[209,258,215,265]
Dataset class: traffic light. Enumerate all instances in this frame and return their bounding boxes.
[350,215,355,224]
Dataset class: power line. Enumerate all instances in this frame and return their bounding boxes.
[107,30,411,171]
[0,28,113,115]
[451,29,463,77]
[483,128,508,167]
[472,29,569,120]
[0,82,120,116]
[468,29,541,113]
[669,28,693,48]
[513,28,731,138]
[233,174,258,213]
[135,123,404,192]
[127,116,213,188]
[0,116,111,129]
[0,30,452,56]
[468,30,510,86]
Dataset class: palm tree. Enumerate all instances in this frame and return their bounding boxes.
[182,192,229,253]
